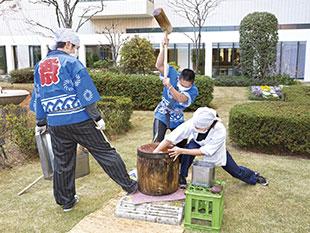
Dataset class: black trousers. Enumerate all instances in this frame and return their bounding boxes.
[49,119,137,209]
[153,118,188,145]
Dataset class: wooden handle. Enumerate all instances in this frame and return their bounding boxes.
[18,175,44,196]
[164,32,168,78]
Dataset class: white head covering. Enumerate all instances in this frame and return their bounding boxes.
[192,107,219,129]
[49,28,80,50]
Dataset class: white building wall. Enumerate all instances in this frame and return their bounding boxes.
[0,0,309,80]
[154,0,310,26]
[1,0,310,36]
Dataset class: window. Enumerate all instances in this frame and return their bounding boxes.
[297,42,306,79]
[153,43,178,66]
[85,45,112,68]
[0,46,7,74]
[29,46,42,67]
[212,43,240,76]
[212,41,306,79]
[276,41,306,79]
[153,43,206,73]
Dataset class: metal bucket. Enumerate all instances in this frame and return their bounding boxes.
[35,131,90,179]
[75,145,90,178]
[191,160,215,187]
[36,131,54,179]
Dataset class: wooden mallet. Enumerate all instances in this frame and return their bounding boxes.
[153,8,173,79]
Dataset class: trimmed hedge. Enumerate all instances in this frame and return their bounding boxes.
[10,68,34,83]
[91,71,214,110]
[188,76,214,111]
[214,74,297,86]
[282,85,310,105]
[229,102,310,155]
[97,96,133,135]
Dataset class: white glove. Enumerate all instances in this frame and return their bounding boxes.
[35,125,47,134]
[95,119,106,130]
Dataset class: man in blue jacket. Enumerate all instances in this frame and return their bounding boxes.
[153,35,199,188]
[30,28,137,212]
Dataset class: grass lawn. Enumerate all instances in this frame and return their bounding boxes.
[0,87,309,233]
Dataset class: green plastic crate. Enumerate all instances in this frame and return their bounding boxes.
[184,180,225,232]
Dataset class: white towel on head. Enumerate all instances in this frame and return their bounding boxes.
[52,28,80,48]
[192,107,219,129]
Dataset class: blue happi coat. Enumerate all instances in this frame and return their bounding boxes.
[30,50,100,126]
[154,65,198,129]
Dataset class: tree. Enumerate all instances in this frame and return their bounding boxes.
[120,36,155,75]
[239,12,278,79]
[0,0,21,16]
[168,0,221,74]
[98,23,129,66]
[24,0,104,34]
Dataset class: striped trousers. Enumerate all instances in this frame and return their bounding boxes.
[49,119,137,209]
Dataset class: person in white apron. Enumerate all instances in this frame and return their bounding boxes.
[154,107,268,188]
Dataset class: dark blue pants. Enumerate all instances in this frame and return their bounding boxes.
[180,140,257,185]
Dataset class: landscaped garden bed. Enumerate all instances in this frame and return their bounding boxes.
[230,84,310,155]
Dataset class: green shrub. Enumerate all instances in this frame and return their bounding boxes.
[0,104,36,155]
[86,52,100,68]
[168,61,180,71]
[269,74,298,85]
[93,59,114,69]
[229,102,310,155]
[91,71,214,110]
[214,74,296,86]
[214,76,252,86]
[120,36,156,74]
[97,96,133,135]
[282,85,310,105]
[187,75,214,111]
[10,68,34,83]
[240,12,278,79]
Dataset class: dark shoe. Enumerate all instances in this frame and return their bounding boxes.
[254,171,260,177]
[63,195,79,212]
[256,175,269,186]
[127,182,138,195]
[179,175,187,189]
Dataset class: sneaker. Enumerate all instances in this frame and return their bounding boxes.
[179,175,187,189]
[254,171,260,177]
[256,175,269,186]
[63,195,79,212]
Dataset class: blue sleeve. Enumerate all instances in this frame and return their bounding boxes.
[167,65,179,84]
[29,69,47,121]
[189,85,199,103]
[72,65,101,107]
[159,65,179,84]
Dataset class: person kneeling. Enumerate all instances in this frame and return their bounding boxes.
[153,107,268,188]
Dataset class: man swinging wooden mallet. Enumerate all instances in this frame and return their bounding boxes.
[153,8,199,188]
